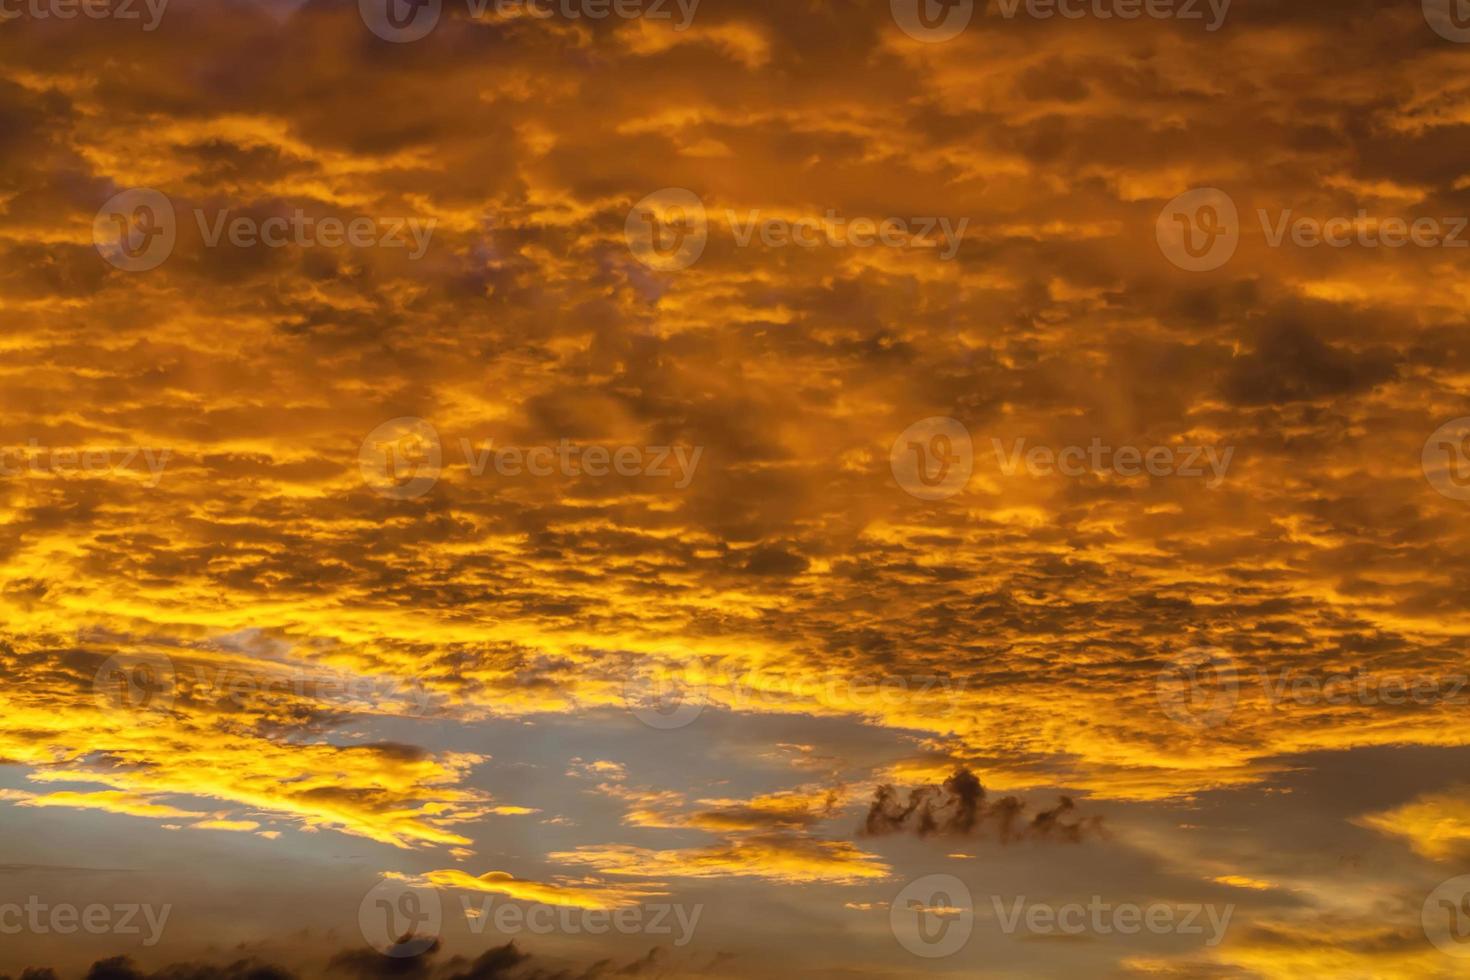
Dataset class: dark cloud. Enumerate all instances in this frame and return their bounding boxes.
[862,768,1104,843]
[9,944,661,980]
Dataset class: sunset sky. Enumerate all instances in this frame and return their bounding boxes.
[6,0,1470,976]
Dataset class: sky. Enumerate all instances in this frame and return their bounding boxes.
[5,0,1470,976]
